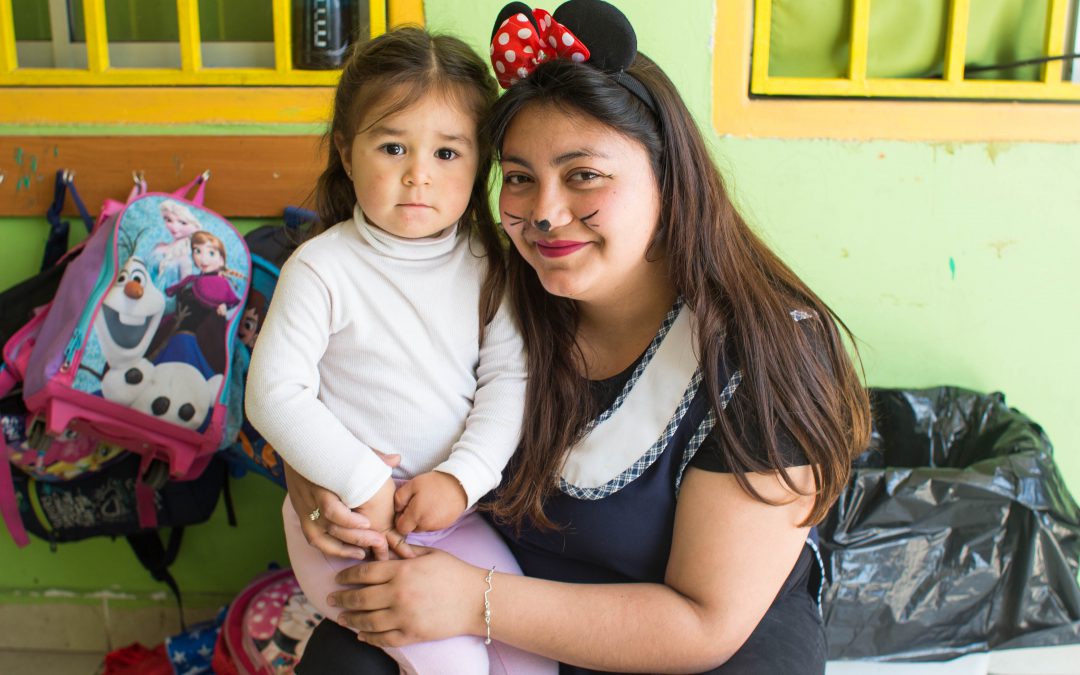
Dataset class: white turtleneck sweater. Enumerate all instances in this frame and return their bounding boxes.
[245,207,526,509]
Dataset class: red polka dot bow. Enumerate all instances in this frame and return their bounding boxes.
[490,9,591,88]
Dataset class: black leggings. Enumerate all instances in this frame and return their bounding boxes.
[295,620,399,674]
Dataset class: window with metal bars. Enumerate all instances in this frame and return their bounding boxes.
[752,0,1079,102]
[0,0,422,86]
[712,1,1080,142]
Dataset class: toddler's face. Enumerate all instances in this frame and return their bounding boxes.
[337,88,479,240]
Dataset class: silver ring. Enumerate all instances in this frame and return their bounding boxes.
[308,507,321,521]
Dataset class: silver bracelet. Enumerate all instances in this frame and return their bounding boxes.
[483,565,496,645]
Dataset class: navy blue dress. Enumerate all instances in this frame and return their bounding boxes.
[493,304,827,674]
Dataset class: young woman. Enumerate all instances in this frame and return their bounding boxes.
[286,2,870,672]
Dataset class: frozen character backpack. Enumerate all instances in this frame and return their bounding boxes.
[0,174,239,620]
[0,173,250,544]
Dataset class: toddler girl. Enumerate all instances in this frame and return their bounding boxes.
[245,28,554,675]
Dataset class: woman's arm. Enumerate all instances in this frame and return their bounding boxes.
[332,466,814,673]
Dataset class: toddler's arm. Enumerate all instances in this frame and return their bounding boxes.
[424,295,527,514]
[246,255,392,508]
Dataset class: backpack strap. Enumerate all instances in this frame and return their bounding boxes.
[283,206,317,230]
[222,465,237,527]
[127,528,187,631]
[0,446,29,547]
[96,175,148,226]
[135,456,160,531]
[42,171,94,272]
[170,171,210,206]
[65,172,94,235]
[42,172,72,272]
[0,366,30,547]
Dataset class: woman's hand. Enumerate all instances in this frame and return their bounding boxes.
[283,455,407,560]
[329,548,486,648]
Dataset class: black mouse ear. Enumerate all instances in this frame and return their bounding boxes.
[552,0,637,72]
[492,2,540,42]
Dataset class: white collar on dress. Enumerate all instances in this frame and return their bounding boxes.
[560,303,701,493]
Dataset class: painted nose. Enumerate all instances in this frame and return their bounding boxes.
[529,210,571,232]
[124,280,144,299]
[530,183,572,231]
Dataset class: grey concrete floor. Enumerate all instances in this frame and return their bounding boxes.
[0,650,104,675]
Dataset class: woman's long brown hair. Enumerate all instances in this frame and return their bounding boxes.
[485,56,871,531]
[311,27,505,327]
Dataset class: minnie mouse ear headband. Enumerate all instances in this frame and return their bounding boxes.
[489,0,657,114]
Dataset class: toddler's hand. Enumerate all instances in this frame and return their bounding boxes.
[351,478,398,560]
[393,471,468,535]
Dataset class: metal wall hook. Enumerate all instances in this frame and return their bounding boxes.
[0,170,5,186]
[132,170,146,185]
[62,168,75,184]
[198,169,211,183]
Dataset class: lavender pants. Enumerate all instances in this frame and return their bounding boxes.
[283,497,556,675]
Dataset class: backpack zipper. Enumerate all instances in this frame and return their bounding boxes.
[60,231,117,373]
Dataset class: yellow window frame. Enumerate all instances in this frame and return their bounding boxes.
[0,0,424,124]
[715,0,1080,142]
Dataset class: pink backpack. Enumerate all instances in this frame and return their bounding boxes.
[0,174,250,544]
[213,568,323,674]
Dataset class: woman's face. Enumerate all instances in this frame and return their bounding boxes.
[498,104,663,306]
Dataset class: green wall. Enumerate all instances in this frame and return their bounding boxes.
[1,0,1078,609]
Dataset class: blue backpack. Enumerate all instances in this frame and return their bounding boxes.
[221,207,316,488]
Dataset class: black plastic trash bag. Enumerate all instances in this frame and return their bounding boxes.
[820,386,1080,660]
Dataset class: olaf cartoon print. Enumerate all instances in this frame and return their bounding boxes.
[93,255,166,391]
[130,361,223,430]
